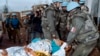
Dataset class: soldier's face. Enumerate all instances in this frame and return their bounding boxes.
[36,9,40,11]
[53,2,56,8]
[26,16,29,19]
[62,6,67,11]
[53,2,57,8]
[12,16,16,18]
[73,0,80,3]
[6,15,10,18]
[56,2,61,8]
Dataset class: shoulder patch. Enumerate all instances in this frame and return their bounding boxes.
[71,27,76,33]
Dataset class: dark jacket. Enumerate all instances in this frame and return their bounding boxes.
[33,16,42,33]
[5,18,11,28]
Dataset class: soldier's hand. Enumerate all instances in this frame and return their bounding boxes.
[66,25,70,30]
[53,34,56,37]
[1,49,8,56]
[56,22,59,25]
[34,12,37,17]
[11,28,14,30]
[24,47,37,56]
[65,45,72,52]
[46,27,50,30]
[52,34,56,38]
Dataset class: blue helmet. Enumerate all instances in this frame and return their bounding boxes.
[79,0,85,4]
[52,0,57,3]
[61,2,68,7]
[67,1,80,11]
[54,0,63,3]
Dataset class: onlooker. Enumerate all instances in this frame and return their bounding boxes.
[32,9,43,39]
[10,13,22,43]
[23,14,32,43]
[4,13,12,41]
[29,12,35,41]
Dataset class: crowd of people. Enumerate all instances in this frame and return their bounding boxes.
[4,6,45,44]
[4,13,22,43]
[2,0,99,56]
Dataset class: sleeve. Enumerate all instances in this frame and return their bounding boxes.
[29,14,34,24]
[67,17,85,44]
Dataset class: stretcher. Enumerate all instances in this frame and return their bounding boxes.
[0,39,71,56]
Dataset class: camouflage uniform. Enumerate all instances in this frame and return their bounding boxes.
[54,8,62,39]
[41,6,59,40]
[59,11,68,41]
[80,4,89,13]
[67,9,99,56]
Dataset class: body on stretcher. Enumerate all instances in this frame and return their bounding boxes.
[0,38,71,56]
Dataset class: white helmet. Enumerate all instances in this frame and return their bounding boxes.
[67,1,80,11]
[6,13,10,16]
[12,13,16,16]
[61,2,68,7]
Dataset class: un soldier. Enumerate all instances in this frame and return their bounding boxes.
[53,0,64,39]
[66,2,99,56]
[41,0,62,39]
[79,0,89,13]
[58,2,69,41]
[72,0,89,13]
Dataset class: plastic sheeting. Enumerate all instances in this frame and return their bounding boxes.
[6,47,23,56]
[27,39,52,53]
[0,39,68,56]
[52,42,68,56]
[12,47,30,56]
[51,40,60,53]
[0,50,3,56]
